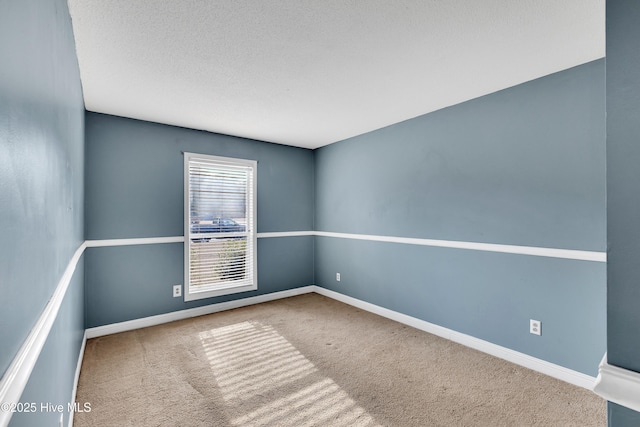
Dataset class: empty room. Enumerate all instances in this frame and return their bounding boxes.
[2,0,640,426]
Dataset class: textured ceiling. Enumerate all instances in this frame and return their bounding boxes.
[67,0,604,149]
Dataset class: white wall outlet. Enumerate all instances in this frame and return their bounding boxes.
[530,319,541,336]
[173,284,182,297]
[336,272,341,282]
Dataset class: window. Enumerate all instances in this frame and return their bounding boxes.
[184,152,257,301]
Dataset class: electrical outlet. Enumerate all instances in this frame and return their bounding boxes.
[336,273,341,282]
[530,319,541,336]
[173,284,182,298]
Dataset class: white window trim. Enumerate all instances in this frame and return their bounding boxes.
[183,152,257,301]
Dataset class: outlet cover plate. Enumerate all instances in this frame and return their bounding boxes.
[530,319,541,336]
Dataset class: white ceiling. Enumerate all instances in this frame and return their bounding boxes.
[67,0,604,150]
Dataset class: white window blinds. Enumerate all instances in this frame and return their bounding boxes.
[184,153,257,301]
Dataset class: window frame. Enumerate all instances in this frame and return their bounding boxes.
[183,152,257,301]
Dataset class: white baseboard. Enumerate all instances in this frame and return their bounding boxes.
[311,286,597,390]
[593,353,640,412]
[81,284,596,392]
[68,331,87,427]
[11,229,603,427]
[85,286,315,338]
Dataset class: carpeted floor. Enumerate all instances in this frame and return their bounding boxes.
[74,293,605,426]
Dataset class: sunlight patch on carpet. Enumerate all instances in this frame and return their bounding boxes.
[199,321,379,426]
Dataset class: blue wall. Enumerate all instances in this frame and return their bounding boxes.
[11,266,85,427]
[0,0,85,425]
[0,3,613,422]
[314,60,606,376]
[84,113,314,327]
[606,1,640,424]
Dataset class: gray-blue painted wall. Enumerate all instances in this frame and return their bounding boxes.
[10,266,85,427]
[606,0,640,424]
[0,0,85,425]
[315,60,606,376]
[84,113,314,327]
[1,2,614,422]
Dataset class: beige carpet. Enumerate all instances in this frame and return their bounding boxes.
[74,293,605,426]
